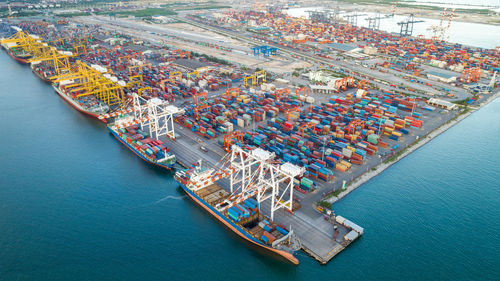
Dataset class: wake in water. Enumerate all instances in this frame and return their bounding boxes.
[153,195,185,205]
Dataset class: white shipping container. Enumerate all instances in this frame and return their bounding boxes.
[224,123,233,133]
[342,148,352,158]
[336,215,346,224]
[344,230,359,241]
[237,118,245,128]
[343,219,364,234]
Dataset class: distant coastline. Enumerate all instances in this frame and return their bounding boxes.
[323,1,500,26]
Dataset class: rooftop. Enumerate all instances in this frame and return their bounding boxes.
[428,98,456,109]
[327,43,357,52]
[173,58,209,71]
[427,71,457,79]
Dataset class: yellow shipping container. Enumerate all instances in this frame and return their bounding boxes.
[340,160,352,168]
[336,164,347,172]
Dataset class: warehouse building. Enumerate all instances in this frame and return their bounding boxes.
[427,98,456,110]
[173,59,210,73]
[426,71,457,83]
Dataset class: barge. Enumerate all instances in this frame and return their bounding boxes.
[174,163,301,265]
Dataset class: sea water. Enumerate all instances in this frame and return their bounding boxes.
[0,48,499,280]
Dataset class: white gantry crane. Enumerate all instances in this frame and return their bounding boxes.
[428,8,455,41]
[226,145,305,220]
[101,93,183,140]
[132,94,183,140]
[185,145,305,220]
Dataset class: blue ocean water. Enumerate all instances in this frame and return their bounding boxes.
[1,51,499,280]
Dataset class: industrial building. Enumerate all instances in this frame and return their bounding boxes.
[173,58,210,72]
[426,71,457,83]
[427,98,457,110]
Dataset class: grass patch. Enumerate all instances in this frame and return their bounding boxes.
[101,8,176,18]
[190,51,231,65]
[322,187,347,201]
[174,5,231,11]
[318,201,333,210]
[452,97,471,105]
[1,10,42,18]
[332,187,346,197]
[57,12,91,17]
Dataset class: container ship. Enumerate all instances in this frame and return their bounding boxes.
[1,43,30,64]
[52,80,109,121]
[31,62,55,83]
[174,163,301,264]
[108,116,176,169]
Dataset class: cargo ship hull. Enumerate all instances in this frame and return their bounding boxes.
[31,66,53,83]
[177,181,299,265]
[108,127,174,170]
[52,84,107,123]
[3,46,30,64]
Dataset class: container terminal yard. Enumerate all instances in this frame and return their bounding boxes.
[1,1,499,265]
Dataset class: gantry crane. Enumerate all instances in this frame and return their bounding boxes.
[28,47,72,79]
[298,122,316,137]
[0,30,49,59]
[285,107,301,121]
[187,145,305,221]
[428,8,455,41]
[460,67,482,83]
[357,80,369,91]
[51,61,126,108]
[172,49,191,59]
[131,94,183,140]
[274,88,289,102]
[391,0,398,16]
[187,70,199,80]
[192,92,210,120]
[255,70,267,85]
[397,14,424,37]
[347,119,365,135]
[223,131,244,152]
[295,86,309,100]
[223,87,241,99]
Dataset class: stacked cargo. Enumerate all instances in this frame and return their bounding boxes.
[118,125,170,161]
[179,92,299,139]
[218,11,499,73]
[227,198,259,223]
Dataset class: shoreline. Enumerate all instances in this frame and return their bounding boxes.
[328,90,500,205]
[292,2,500,26]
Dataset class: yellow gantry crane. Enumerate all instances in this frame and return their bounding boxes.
[128,63,151,75]
[138,87,152,96]
[28,47,73,80]
[243,70,267,87]
[187,70,199,80]
[51,61,126,108]
[169,71,182,81]
[0,30,50,59]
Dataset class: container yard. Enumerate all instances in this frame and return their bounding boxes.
[1,1,498,266]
